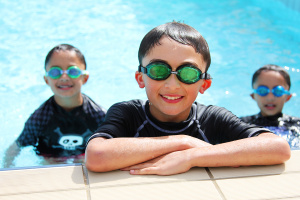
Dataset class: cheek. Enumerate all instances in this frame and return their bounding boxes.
[46,79,55,86]
[277,97,287,106]
[185,85,200,100]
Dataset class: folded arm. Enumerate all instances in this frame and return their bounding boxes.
[122,133,291,175]
[85,134,211,172]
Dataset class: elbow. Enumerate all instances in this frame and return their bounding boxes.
[84,139,112,172]
[274,137,291,164]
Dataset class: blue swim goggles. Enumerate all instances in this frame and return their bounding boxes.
[45,66,88,79]
[253,85,290,97]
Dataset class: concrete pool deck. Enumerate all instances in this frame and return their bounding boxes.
[1,150,299,200]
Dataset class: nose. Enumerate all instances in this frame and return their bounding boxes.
[165,74,180,90]
[265,91,276,100]
[59,71,70,81]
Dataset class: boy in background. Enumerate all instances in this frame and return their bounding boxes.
[240,64,300,149]
[4,44,106,167]
[85,22,290,175]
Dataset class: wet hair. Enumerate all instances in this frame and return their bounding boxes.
[44,44,87,69]
[252,64,291,89]
[138,22,211,72]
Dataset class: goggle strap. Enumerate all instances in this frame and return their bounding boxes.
[81,70,89,75]
[139,65,147,74]
[200,73,212,80]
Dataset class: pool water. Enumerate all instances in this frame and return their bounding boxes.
[0,0,299,168]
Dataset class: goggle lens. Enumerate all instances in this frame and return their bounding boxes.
[47,67,62,79]
[178,66,201,84]
[273,86,290,97]
[148,64,170,80]
[256,86,269,96]
[68,67,82,78]
[46,66,87,79]
[254,85,290,97]
[141,62,210,84]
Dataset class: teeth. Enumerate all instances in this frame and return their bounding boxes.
[163,96,181,100]
[58,85,72,88]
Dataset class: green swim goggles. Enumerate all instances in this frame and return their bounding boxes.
[45,66,88,79]
[138,62,211,84]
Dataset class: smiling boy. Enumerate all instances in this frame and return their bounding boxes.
[4,44,106,168]
[240,64,300,149]
[85,22,290,175]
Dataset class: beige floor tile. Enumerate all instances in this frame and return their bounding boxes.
[208,150,300,179]
[208,164,286,179]
[284,150,300,173]
[87,167,210,188]
[0,189,88,200]
[0,165,85,196]
[90,180,222,200]
[216,172,300,200]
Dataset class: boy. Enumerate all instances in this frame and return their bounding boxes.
[85,22,290,175]
[240,64,300,149]
[4,44,106,167]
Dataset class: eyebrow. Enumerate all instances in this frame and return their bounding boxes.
[148,59,200,68]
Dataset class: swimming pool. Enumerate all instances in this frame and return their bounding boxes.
[0,0,299,168]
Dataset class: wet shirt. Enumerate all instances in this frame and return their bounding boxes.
[240,113,300,150]
[89,100,269,144]
[17,94,106,156]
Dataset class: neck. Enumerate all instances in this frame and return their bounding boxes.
[54,94,83,112]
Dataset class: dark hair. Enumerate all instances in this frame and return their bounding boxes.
[44,44,87,69]
[138,22,211,72]
[252,64,291,89]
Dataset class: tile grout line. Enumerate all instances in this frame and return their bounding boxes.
[82,164,92,200]
[205,167,227,200]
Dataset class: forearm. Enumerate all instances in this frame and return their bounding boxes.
[3,142,21,168]
[85,135,209,172]
[189,133,291,168]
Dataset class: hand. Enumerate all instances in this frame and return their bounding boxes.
[121,149,192,176]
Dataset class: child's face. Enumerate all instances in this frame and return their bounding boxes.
[136,36,210,122]
[44,50,88,102]
[251,70,291,117]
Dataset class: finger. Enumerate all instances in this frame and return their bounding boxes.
[121,163,152,171]
[121,164,146,171]
[129,167,159,175]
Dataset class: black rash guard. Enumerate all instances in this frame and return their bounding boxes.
[240,113,300,150]
[17,94,106,156]
[88,100,269,145]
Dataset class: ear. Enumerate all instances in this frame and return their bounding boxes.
[285,94,292,102]
[44,76,49,85]
[82,74,89,85]
[135,71,145,88]
[199,79,212,94]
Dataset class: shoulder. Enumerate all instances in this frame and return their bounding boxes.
[27,96,55,120]
[282,114,300,123]
[103,100,146,123]
[108,99,145,113]
[22,96,55,132]
[194,103,234,119]
[82,94,106,113]
[240,114,259,123]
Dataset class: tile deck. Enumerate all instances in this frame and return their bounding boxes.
[1,150,299,200]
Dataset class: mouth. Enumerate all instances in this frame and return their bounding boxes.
[161,95,183,103]
[57,85,73,89]
[264,104,276,110]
